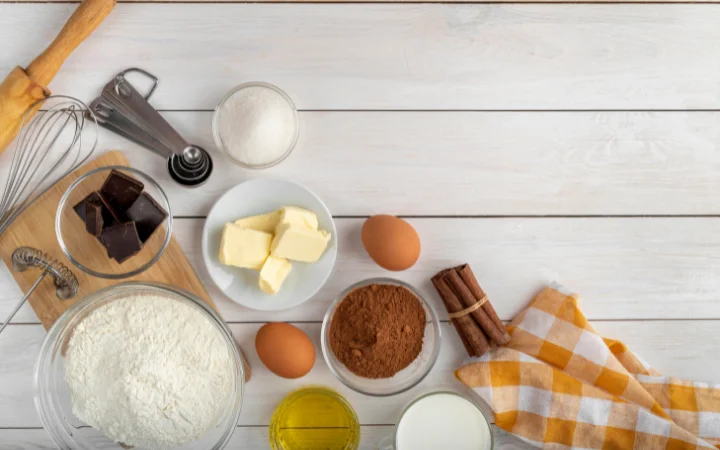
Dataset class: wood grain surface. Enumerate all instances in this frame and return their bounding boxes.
[3,217,720,323]
[1,1,719,449]
[24,0,116,87]
[0,151,217,329]
[3,5,720,110]
[32,111,719,217]
[5,0,714,3]
[0,428,534,450]
[2,321,719,428]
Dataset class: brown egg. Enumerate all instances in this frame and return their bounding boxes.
[255,322,315,379]
[361,215,421,271]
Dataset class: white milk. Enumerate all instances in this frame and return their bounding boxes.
[396,393,492,450]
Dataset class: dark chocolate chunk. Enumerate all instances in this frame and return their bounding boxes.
[100,222,143,264]
[100,170,144,218]
[126,193,168,243]
[73,197,89,220]
[84,202,104,236]
[73,191,120,226]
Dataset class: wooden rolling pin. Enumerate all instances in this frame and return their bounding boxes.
[0,0,116,155]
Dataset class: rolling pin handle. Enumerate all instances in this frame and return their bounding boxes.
[26,0,116,87]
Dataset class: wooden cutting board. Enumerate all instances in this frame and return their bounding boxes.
[0,150,251,379]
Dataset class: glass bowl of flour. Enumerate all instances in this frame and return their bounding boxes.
[34,282,244,450]
[212,82,299,169]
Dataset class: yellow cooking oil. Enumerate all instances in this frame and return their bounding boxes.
[269,386,360,450]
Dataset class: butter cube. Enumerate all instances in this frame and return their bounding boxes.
[218,224,272,270]
[277,207,318,231]
[234,210,281,233]
[271,224,331,263]
[259,256,292,294]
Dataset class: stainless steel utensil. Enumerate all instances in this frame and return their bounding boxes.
[89,68,213,187]
[0,95,98,236]
[0,247,78,335]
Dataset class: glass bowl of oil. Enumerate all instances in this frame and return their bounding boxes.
[269,386,360,450]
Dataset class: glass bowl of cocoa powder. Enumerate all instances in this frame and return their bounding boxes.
[321,278,441,397]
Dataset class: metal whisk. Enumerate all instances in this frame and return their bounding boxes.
[0,247,78,335]
[0,95,98,236]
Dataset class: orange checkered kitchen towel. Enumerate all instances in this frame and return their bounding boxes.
[456,284,720,449]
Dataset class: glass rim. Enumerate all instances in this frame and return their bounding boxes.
[211,81,299,170]
[270,386,360,450]
[320,277,442,397]
[55,165,173,279]
[390,390,495,449]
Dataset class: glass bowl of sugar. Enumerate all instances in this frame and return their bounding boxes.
[212,82,299,169]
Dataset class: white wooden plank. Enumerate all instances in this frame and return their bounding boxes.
[3,111,719,217]
[2,5,720,110]
[2,321,719,428]
[7,0,711,3]
[0,427,534,450]
[183,217,720,322]
[3,217,719,323]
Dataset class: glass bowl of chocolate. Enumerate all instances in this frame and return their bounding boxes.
[321,278,442,397]
[56,166,172,279]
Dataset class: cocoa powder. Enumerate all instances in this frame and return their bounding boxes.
[329,283,426,379]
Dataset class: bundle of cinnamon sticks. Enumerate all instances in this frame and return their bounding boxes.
[431,264,510,357]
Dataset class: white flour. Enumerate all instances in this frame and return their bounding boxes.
[216,85,297,166]
[65,295,234,449]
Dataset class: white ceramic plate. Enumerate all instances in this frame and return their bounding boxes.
[202,179,337,311]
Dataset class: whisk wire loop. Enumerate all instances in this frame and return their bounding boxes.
[0,247,78,336]
[0,96,98,236]
[11,246,79,298]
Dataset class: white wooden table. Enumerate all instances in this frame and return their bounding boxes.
[2,2,720,449]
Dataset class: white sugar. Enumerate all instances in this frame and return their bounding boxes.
[216,85,297,167]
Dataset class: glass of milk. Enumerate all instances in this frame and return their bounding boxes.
[378,391,493,450]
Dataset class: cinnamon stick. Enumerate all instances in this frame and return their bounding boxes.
[455,264,509,343]
[432,271,490,357]
[446,308,476,358]
[455,324,476,357]
[443,268,510,346]
[431,276,476,357]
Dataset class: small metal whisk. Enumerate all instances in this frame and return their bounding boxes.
[0,95,98,236]
[0,247,78,336]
